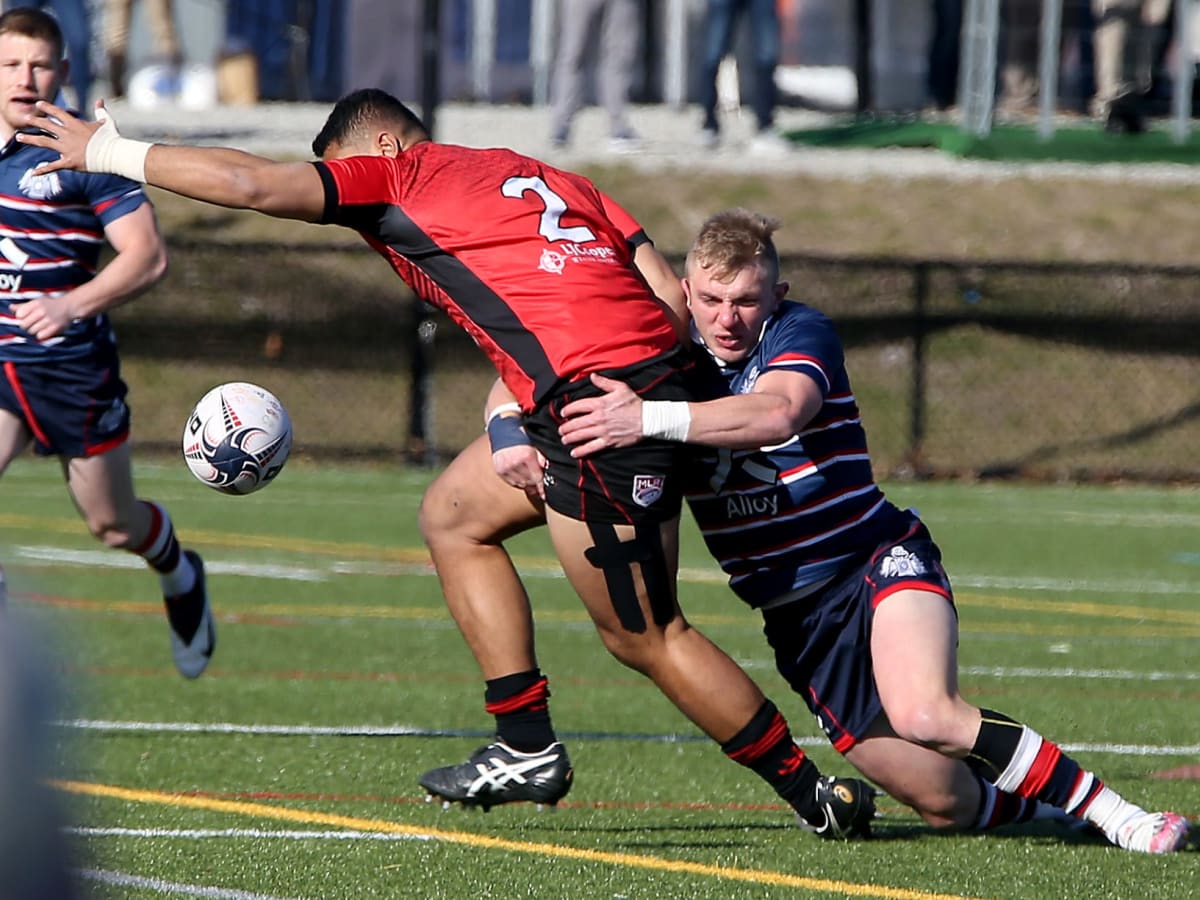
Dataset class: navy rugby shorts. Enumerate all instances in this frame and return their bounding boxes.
[760,522,955,753]
[0,344,130,458]
[523,349,694,525]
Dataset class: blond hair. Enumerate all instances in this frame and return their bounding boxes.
[685,208,781,284]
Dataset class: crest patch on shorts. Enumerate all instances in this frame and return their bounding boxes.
[879,545,927,579]
[632,474,665,508]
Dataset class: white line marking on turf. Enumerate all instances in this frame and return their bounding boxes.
[958,664,1200,681]
[76,867,305,900]
[70,827,431,842]
[743,661,1200,682]
[17,546,326,582]
[57,719,467,737]
[18,543,1199,595]
[52,719,1200,756]
[951,574,1198,595]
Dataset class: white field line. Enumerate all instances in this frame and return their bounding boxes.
[958,664,1200,681]
[51,719,1200,757]
[13,544,1200,594]
[77,867,304,900]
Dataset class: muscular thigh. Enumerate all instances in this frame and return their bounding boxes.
[419,434,544,545]
[546,507,681,638]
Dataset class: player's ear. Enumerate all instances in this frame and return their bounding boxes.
[682,277,694,309]
[376,130,401,157]
[775,280,790,301]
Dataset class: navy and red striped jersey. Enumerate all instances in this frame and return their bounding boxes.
[314,144,678,410]
[684,301,916,607]
[0,134,150,362]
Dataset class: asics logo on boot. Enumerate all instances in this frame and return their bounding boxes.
[467,749,562,797]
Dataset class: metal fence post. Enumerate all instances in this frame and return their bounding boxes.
[909,262,929,474]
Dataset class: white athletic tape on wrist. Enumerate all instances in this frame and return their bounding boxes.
[85,107,151,182]
[641,400,691,442]
[485,401,522,427]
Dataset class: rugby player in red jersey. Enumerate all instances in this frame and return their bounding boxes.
[17,88,876,831]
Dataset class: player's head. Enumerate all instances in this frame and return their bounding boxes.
[312,88,430,160]
[0,7,66,136]
[684,208,789,364]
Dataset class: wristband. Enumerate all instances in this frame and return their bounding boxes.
[641,400,691,442]
[487,413,531,453]
[85,108,152,182]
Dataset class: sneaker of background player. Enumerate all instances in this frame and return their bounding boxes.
[697,125,719,150]
[419,739,573,811]
[1102,94,1147,135]
[795,775,878,839]
[749,128,792,156]
[549,126,569,150]
[0,561,6,609]
[607,128,641,154]
[164,550,214,678]
[1114,810,1190,853]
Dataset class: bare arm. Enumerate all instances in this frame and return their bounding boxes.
[632,242,688,343]
[17,100,326,222]
[13,203,167,340]
[558,369,825,457]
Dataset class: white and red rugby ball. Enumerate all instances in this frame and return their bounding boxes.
[182,382,292,495]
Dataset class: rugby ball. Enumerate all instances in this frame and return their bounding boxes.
[182,382,292,495]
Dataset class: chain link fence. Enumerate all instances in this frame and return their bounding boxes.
[114,242,1200,483]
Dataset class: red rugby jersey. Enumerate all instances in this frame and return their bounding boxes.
[314,144,678,410]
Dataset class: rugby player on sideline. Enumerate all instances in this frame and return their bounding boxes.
[0,7,211,677]
[17,88,879,834]
[555,208,1190,854]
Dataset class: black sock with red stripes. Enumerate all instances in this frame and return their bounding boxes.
[721,699,822,820]
[485,670,556,753]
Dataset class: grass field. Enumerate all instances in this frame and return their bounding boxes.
[3,458,1198,899]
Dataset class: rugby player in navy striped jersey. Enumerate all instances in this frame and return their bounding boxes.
[557,208,1190,853]
[0,7,211,678]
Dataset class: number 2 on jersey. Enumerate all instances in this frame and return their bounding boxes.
[501,175,597,244]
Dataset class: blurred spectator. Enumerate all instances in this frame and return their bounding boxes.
[105,0,182,99]
[2,0,91,108]
[697,0,789,154]
[999,0,1043,115]
[1092,0,1172,131]
[549,0,641,152]
[927,0,963,110]
[225,0,344,101]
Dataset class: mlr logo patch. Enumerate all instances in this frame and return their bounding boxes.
[632,474,664,508]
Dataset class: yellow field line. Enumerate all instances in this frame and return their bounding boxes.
[54,779,986,900]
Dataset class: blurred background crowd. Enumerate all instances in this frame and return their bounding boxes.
[8,1,1198,140]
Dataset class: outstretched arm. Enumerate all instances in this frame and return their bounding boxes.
[17,100,326,222]
[558,369,825,457]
